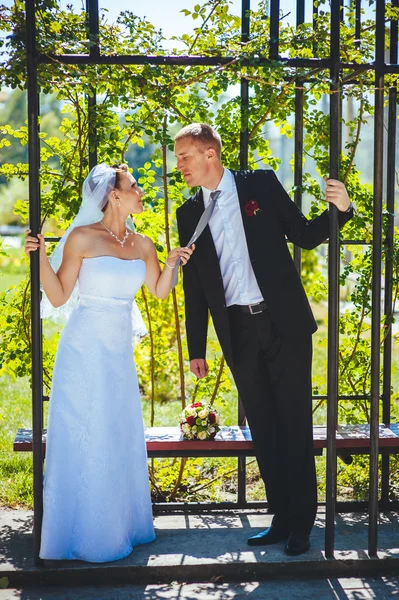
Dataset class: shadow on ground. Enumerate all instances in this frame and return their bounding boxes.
[1,577,399,600]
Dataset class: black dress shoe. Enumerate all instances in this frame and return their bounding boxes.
[247,526,289,546]
[284,532,310,556]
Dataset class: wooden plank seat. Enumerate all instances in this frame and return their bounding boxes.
[14,424,399,458]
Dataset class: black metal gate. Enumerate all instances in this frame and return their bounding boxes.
[25,0,398,565]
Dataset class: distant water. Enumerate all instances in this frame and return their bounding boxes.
[1,235,22,248]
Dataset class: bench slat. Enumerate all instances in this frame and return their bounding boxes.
[13,424,399,455]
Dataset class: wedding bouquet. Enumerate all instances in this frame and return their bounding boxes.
[179,401,221,441]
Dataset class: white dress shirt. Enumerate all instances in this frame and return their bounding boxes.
[202,168,264,307]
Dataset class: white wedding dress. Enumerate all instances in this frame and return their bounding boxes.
[40,256,156,563]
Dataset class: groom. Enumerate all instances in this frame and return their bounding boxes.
[175,123,353,556]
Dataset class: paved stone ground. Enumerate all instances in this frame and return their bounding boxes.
[1,578,399,599]
[2,509,399,572]
[1,508,399,591]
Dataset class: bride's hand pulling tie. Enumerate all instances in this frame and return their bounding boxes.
[165,244,195,269]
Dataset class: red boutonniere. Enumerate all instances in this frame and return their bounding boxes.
[244,199,261,217]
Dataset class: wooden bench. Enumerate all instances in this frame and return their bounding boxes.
[14,424,399,458]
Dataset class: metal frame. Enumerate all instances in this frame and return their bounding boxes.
[25,0,398,565]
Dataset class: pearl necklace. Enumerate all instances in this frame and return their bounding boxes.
[100,221,131,247]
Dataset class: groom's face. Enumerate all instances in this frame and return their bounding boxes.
[175,138,211,188]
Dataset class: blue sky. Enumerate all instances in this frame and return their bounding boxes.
[70,1,258,38]
[65,0,260,43]
[2,1,375,46]
[1,1,283,50]
[61,1,298,44]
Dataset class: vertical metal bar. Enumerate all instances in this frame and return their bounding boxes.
[296,0,305,27]
[238,0,250,506]
[239,0,250,172]
[86,0,99,169]
[237,396,246,504]
[269,0,280,59]
[294,0,305,272]
[355,0,361,49]
[369,0,385,557]
[26,0,44,567]
[381,0,398,510]
[237,454,246,506]
[325,0,341,559]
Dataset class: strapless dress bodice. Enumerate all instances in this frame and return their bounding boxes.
[78,256,146,310]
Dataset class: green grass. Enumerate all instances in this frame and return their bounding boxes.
[0,273,26,293]
[0,244,28,292]
[0,375,34,507]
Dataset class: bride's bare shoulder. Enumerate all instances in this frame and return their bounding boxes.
[74,222,103,234]
[70,223,103,239]
[64,223,102,253]
[133,232,150,243]
[134,232,155,253]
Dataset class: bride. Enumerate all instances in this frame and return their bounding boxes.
[25,163,193,563]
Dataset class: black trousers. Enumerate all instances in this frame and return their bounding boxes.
[227,305,318,535]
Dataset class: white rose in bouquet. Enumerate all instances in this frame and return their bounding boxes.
[198,409,209,419]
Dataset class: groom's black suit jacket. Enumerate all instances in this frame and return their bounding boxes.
[176,169,353,368]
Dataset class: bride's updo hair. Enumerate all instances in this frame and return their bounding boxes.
[112,163,129,189]
[101,163,129,212]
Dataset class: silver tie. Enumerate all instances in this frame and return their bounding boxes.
[172,190,221,288]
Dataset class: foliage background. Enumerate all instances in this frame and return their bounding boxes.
[1,0,399,507]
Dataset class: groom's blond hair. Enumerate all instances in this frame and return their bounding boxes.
[175,123,222,158]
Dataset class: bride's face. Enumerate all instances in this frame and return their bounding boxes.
[115,172,145,214]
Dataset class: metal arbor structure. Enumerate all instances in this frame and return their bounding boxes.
[26,0,398,566]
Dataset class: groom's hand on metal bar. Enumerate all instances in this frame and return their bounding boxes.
[190,358,209,379]
[324,177,351,212]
